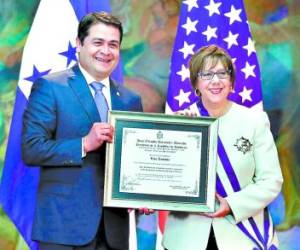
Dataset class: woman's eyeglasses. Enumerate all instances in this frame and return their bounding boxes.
[198,70,231,80]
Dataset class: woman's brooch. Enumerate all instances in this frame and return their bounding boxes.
[234,137,252,154]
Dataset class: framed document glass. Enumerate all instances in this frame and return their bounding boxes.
[104,111,218,212]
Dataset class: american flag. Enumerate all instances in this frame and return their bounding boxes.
[165,0,262,113]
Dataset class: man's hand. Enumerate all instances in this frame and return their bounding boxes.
[84,123,114,153]
[201,193,232,218]
[127,208,155,215]
[138,207,155,215]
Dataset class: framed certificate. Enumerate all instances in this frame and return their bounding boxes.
[104,111,218,212]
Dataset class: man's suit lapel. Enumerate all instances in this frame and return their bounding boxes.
[68,65,100,123]
[110,79,124,110]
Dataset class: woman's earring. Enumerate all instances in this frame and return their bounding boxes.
[195,89,201,96]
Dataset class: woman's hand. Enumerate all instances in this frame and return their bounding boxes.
[175,110,198,117]
[200,193,232,218]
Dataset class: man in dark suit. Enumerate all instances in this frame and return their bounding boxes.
[21,12,143,250]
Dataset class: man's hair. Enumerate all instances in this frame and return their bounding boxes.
[77,11,123,44]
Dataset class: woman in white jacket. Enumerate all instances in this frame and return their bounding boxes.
[162,45,283,250]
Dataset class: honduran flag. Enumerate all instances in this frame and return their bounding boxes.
[0,1,135,249]
[159,0,263,248]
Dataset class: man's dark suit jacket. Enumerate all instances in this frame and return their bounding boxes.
[21,65,143,249]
